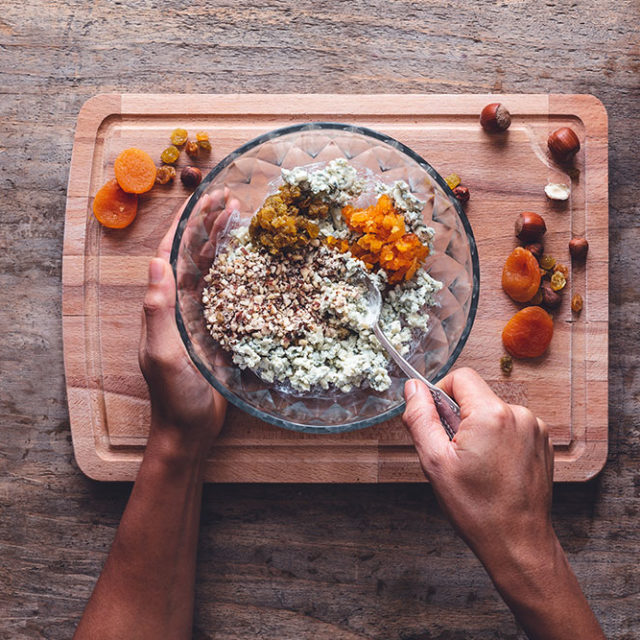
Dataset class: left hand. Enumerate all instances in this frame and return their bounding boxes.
[138,195,230,459]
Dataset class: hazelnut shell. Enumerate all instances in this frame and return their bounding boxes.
[548,127,580,162]
[480,103,511,133]
[515,212,547,242]
[180,166,202,189]
[569,236,589,260]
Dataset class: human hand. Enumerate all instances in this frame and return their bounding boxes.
[139,194,231,461]
[402,368,555,571]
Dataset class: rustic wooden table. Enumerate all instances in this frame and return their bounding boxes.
[1,1,638,638]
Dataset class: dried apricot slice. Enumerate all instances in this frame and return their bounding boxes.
[502,306,554,358]
[92,179,138,229]
[502,247,542,302]
[114,148,157,194]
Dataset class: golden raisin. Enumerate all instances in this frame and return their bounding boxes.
[196,131,212,152]
[160,145,180,164]
[170,128,188,146]
[550,271,566,291]
[539,255,556,271]
[500,354,513,375]
[250,184,326,254]
[571,293,583,313]
[186,140,199,157]
[155,165,176,185]
[445,173,461,190]
[530,289,543,305]
[554,263,569,278]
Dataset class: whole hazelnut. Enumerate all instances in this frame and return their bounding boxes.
[452,185,470,202]
[515,212,547,242]
[180,166,202,189]
[541,285,562,310]
[547,127,580,162]
[569,236,589,260]
[480,103,512,132]
[525,242,544,259]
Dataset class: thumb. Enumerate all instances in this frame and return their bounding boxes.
[402,379,451,468]
[142,258,177,357]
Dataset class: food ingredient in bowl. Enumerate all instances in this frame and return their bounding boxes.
[249,184,327,254]
[342,194,430,284]
[114,148,157,194]
[502,306,554,358]
[202,159,442,393]
[502,247,542,303]
[544,183,570,201]
[92,179,138,229]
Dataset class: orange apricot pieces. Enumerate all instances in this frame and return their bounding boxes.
[502,306,554,358]
[92,179,138,229]
[340,195,429,283]
[114,148,157,194]
[502,246,542,302]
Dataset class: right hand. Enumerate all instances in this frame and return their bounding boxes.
[402,368,555,569]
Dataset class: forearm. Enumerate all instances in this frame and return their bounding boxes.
[481,534,605,640]
[74,427,207,640]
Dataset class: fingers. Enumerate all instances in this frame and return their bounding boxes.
[437,367,500,418]
[157,194,212,262]
[402,379,451,467]
[142,257,178,361]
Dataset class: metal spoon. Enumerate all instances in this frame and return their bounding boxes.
[358,272,461,439]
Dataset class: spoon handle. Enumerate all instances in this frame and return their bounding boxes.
[373,324,461,439]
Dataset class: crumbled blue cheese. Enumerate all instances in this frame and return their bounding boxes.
[282,158,365,205]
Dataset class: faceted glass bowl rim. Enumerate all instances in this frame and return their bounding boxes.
[170,122,480,434]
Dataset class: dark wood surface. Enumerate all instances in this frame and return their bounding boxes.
[1,1,638,638]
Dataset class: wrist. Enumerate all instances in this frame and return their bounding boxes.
[145,420,211,476]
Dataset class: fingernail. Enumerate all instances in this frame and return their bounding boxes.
[149,258,164,284]
[405,379,418,400]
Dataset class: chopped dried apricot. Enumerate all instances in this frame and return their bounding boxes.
[92,179,138,229]
[502,247,542,302]
[342,194,429,283]
[502,306,554,358]
[114,148,157,194]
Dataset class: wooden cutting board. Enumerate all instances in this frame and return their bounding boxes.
[63,93,608,482]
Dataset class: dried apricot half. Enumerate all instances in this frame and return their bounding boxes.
[502,306,554,358]
[502,246,542,302]
[92,179,138,229]
[114,148,157,194]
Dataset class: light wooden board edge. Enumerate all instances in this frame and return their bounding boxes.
[62,94,609,483]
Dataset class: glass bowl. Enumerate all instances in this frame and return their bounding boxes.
[170,123,479,434]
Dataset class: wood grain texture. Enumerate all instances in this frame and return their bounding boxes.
[62,93,608,483]
[1,1,639,638]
